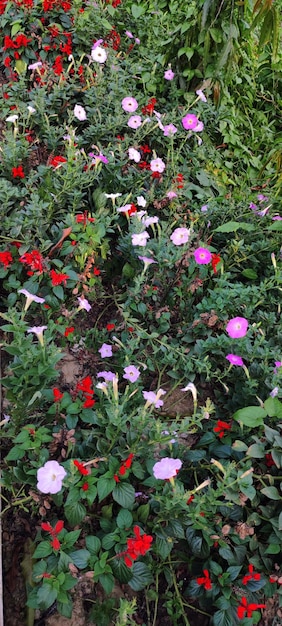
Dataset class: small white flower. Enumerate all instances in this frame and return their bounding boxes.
[91,46,107,63]
[6,115,18,123]
[74,104,87,121]
[128,147,141,163]
[137,195,146,207]
[27,105,36,114]
[105,193,122,199]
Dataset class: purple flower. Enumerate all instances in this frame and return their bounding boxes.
[274,361,282,373]
[272,215,282,221]
[77,296,92,312]
[74,104,87,121]
[128,115,142,129]
[194,120,204,132]
[164,69,175,80]
[132,232,150,246]
[137,195,146,207]
[270,387,279,397]
[163,123,178,137]
[182,113,199,130]
[226,354,244,366]
[125,30,134,38]
[201,204,208,212]
[91,46,107,63]
[142,215,159,227]
[138,256,157,271]
[170,227,190,246]
[226,317,249,338]
[97,371,116,381]
[37,460,67,494]
[249,202,258,210]
[122,97,138,113]
[194,247,212,264]
[142,389,166,408]
[150,157,166,173]
[123,365,140,383]
[90,153,108,165]
[153,457,182,480]
[27,326,47,346]
[18,289,45,311]
[99,343,113,358]
[167,190,178,200]
[196,89,207,102]
[257,194,268,202]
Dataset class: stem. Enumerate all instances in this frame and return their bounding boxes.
[151,572,159,626]
[169,556,191,626]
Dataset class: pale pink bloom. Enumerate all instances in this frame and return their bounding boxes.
[27,105,36,114]
[196,89,207,102]
[27,326,47,346]
[37,460,67,494]
[125,30,134,38]
[270,387,279,397]
[201,205,208,212]
[153,457,182,479]
[122,97,138,113]
[128,147,141,162]
[128,115,142,129]
[153,110,164,130]
[18,289,45,311]
[182,113,199,130]
[170,227,190,246]
[74,104,87,121]
[123,365,140,383]
[138,255,157,270]
[135,38,140,44]
[226,354,244,367]
[117,204,132,214]
[194,247,212,264]
[164,69,175,80]
[92,39,103,49]
[97,371,116,381]
[137,195,146,207]
[28,61,42,70]
[163,124,178,137]
[91,46,107,63]
[150,157,166,173]
[132,232,150,246]
[6,115,18,123]
[167,190,178,200]
[194,120,204,132]
[142,389,166,408]
[99,343,113,358]
[226,317,249,338]
[272,215,282,220]
[77,296,92,312]
[142,215,159,227]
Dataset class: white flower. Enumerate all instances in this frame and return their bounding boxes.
[150,157,166,173]
[6,115,18,123]
[74,104,87,121]
[37,460,67,494]
[142,216,159,227]
[105,193,122,199]
[137,195,146,207]
[128,147,141,163]
[18,289,45,311]
[27,326,48,346]
[27,105,36,114]
[77,296,92,312]
[131,232,150,246]
[91,46,107,63]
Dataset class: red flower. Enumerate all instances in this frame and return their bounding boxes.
[106,323,115,331]
[127,204,137,216]
[93,267,100,276]
[211,253,221,274]
[73,460,89,475]
[196,569,212,590]
[187,495,194,505]
[53,388,64,402]
[41,520,64,551]
[75,212,95,224]
[19,250,45,274]
[152,171,161,179]
[50,269,70,286]
[138,161,151,170]
[265,453,275,467]
[237,597,266,619]
[14,33,31,48]
[76,376,94,396]
[49,155,67,168]
[213,420,231,438]
[140,144,151,154]
[142,98,157,116]
[242,564,261,585]
[12,165,25,179]
[82,482,89,491]
[64,326,75,337]
[115,453,134,482]
[124,526,153,567]
[83,397,95,408]
[0,251,13,267]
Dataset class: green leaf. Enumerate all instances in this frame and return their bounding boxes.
[99,573,115,594]
[5,446,25,461]
[37,584,57,609]
[264,543,280,554]
[136,503,150,524]
[128,562,153,591]
[33,541,53,558]
[116,509,133,530]
[97,477,115,502]
[112,483,135,509]
[212,609,233,626]
[131,3,146,18]
[112,557,133,584]
[232,440,248,452]
[247,443,265,458]
[155,536,173,559]
[86,535,101,555]
[264,397,282,418]
[62,529,81,548]
[69,549,90,569]
[233,406,267,427]
[268,221,282,231]
[64,502,86,526]
[242,269,258,280]
[215,221,255,233]
[261,486,281,500]
[11,22,22,36]
[278,511,282,531]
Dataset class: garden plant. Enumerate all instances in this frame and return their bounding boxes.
[0,0,282,624]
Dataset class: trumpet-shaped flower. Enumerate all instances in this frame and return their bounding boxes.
[226,317,248,338]
[170,227,190,246]
[194,247,212,264]
[91,46,107,63]
[150,157,166,173]
[27,326,47,346]
[226,354,244,366]
[123,365,140,383]
[182,113,199,130]
[77,296,92,312]
[128,115,142,129]
[37,460,67,494]
[18,289,45,311]
[164,69,175,80]
[142,389,166,408]
[74,104,87,121]
[153,457,182,479]
[99,343,113,358]
[132,232,150,246]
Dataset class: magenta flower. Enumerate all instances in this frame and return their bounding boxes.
[170,227,190,246]
[74,104,87,121]
[123,365,140,383]
[226,317,249,338]
[194,247,212,264]
[167,190,178,200]
[164,69,175,80]
[99,343,113,358]
[274,361,282,373]
[153,457,182,480]
[182,113,199,130]
[122,97,138,113]
[163,123,178,137]
[132,232,150,246]
[226,354,244,366]
[142,389,166,408]
[128,115,142,129]
[37,460,67,494]
[194,120,204,132]
[150,157,166,173]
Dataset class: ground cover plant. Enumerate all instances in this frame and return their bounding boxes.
[0,0,282,624]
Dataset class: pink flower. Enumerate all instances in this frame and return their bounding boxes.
[128,115,142,129]
[97,371,116,381]
[128,147,141,162]
[99,343,113,358]
[150,157,166,173]
[274,361,282,373]
[163,124,178,137]
[123,365,140,383]
[194,247,212,264]
[77,296,92,312]
[153,457,182,479]
[170,227,190,246]
[142,389,166,408]
[226,317,249,338]
[18,289,45,311]
[122,97,138,113]
[182,113,199,130]
[196,89,207,102]
[226,354,244,366]
[74,104,87,121]
[164,69,175,80]
[37,460,67,494]
[194,120,204,132]
[132,232,150,246]
[167,190,178,200]
[138,256,157,270]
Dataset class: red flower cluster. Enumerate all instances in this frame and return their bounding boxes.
[76,376,95,408]
[75,212,95,225]
[41,520,64,551]
[50,269,70,286]
[49,155,67,168]
[4,33,31,50]
[53,388,64,402]
[73,459,89,475]
[237,597,266,619]
[64,326,75,337]
[213,420,231,438]
[142,98,157,116]
[106,323,115,331]
[19,250,45,274]
[196,569,212,590]
[173,173,184,189]
[124,526,153,568]
[242,564,261,585]
[106,28,121,51]
[211,253,221,274]
[12,165,25,179]
[0,251,13,267]
[265,453,275,467]
[114,453,134,483]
